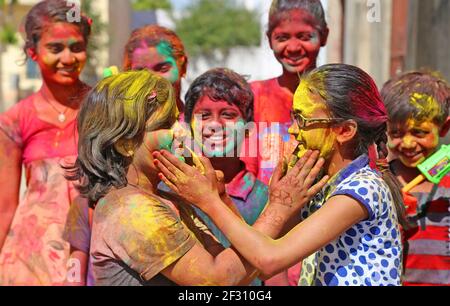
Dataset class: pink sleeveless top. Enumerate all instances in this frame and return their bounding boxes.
[0,94,81,286]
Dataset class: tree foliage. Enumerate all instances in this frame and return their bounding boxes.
[0,0,18,45]
[132,0,172,11]
[81,0,107,84]
[175,0,261,59]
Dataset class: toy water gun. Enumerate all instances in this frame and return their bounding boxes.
[103,66,119,78]
[402,144,450,193]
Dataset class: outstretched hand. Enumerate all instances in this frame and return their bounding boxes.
[153,150,222,209]
[268,150,329,214]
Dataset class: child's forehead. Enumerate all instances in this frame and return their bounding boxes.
[410,92,441,113]
[388,92,444,124]
[388,117,440,130]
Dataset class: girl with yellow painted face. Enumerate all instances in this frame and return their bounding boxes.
[67,70,324,286]
[154,64,408,286]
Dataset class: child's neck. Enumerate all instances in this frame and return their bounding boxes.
[278,66,316,94]
[126,164,159,194]
[326,152,353,178]
[40,79,87,107]
[391,159,434,193]
[210,157,244,184]
[277,72,300,95]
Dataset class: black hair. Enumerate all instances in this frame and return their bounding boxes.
[184,68,254,123]
[268,0,328,38]
[381,70,450,126]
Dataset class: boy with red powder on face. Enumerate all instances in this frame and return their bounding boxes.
[242,0,329,285]
[245,0,329,183]
[381,71,450,286]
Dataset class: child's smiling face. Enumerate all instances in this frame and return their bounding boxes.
[269,9,323,74]
[388,119,441,168]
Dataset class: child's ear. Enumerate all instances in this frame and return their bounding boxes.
[179,55,188,78]
[27,48,38,61]
[320,27,329,47]
[267,31,273,49]
[439,116,450,137]
[114,139,135,157]
[335,120,357,145]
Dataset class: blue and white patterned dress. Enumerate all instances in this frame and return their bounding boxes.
[299,155,403,286]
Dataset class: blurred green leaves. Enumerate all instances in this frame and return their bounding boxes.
[0,23,17,44]
[0,0,18,45]
[175,0,261,59]
[132,0,172,11]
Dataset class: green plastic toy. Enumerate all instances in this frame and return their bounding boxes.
[403,144,450,192]
[418,144,450,184]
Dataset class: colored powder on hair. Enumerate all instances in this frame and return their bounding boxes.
[409,92,441,122]
[156,41,179,84]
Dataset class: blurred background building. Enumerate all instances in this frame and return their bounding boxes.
[1,0,449,113]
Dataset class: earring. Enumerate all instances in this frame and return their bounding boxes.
[114,139,135,157]
[123,142,134,157]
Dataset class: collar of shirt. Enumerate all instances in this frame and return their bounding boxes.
[226,169,257,201]
[317,154,370,203]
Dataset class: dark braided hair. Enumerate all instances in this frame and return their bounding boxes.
[302,64,408,228]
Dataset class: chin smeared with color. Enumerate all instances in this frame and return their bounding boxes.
[288,79,336,167]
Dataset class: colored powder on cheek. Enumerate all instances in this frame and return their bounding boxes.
[158,130,175,151]
[43,55,51,65]
[310,32,320,46]
[387,140,395,150]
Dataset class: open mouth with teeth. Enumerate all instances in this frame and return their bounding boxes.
[401,151,422,159]
[399,151,426,165]
[203,134,231,148]
[284,55,306,66]
[57,67,79,74]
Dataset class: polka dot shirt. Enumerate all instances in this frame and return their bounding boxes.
[300,155,403,286]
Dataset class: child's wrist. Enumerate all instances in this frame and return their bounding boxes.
[198,193,222,213]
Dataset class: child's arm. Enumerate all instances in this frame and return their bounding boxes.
[154,149,333,279]
[0,132,21,252]
[201,194,369,277]
[65,247,88,286]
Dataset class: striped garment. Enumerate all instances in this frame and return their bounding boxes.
[403,175,450,286]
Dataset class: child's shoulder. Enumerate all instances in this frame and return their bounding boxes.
[250,78,278,91]
[439,173,450,188]
[341,166,385,188]
[97,186,174,217]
